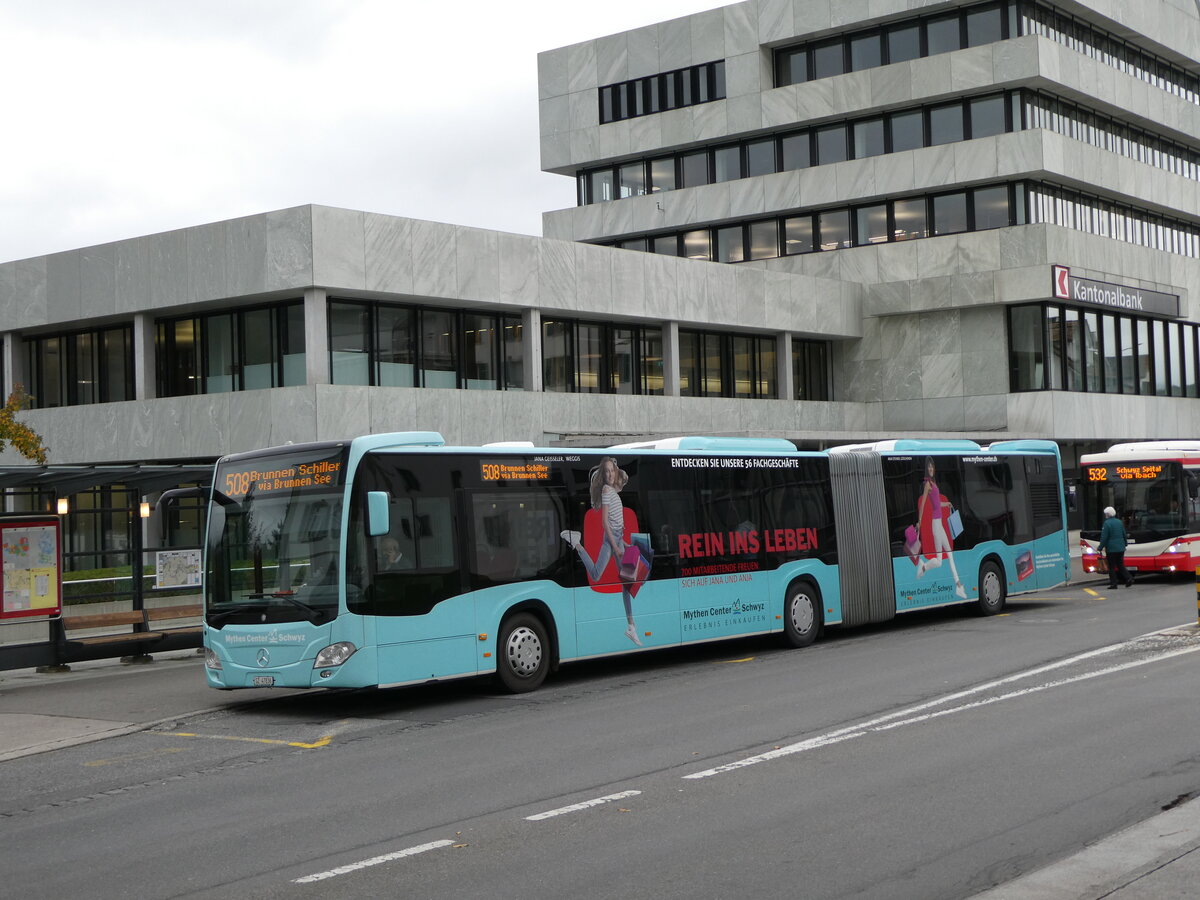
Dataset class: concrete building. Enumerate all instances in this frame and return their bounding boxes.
[1,0,1198,553]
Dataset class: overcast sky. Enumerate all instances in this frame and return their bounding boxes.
[0,0,718,264]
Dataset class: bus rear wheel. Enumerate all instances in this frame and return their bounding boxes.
[782,581,821,648]
[977,561,1006,616]
[496,612,549,693]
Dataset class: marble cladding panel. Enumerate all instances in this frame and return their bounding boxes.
[835,161,876,205]
[999,226,1049,270]
[673,258,711,325]
[958,232,1001,276]
[994,265,1051,303]
[922,394,965,431]
[227,388,276,451]
[869,61,914,108]
[762,85,800,131]
[963,394,1008,431]
[879,353,923,401]
[796,167,839,208]
[659,16,693,72]
[881,398,925,430]
[567,41,598,94]
[962,349,1009,397]
[959,306,1005,353]
[180,222,225,306]
[912,143,957,190]
[729,176,766,219]
[45,252,82,324]
[880,313,920,358]
[951,272,997,309]
[598,119,634,160]
[702,263,740,326]
[537,48,569,101]
[565,203,603,243]
[364,213,415,295]
[315,384,371,441]
[874,151,916,196]
[410,220,458,299]
[223,214,268,299]
[916,236,959,280]
[950,44,996,93]
[145,228,189,309]
[596,32,629,86]
[758,0,794,44]
[919,309,961,359]
[734,266,768,329]
[658,107,696,149]
[539,390,587,436]
[910,53,954,104]
[628,116,664,159]
[864,279,913,317]
[450,388,516,445]
[691,182,733,224]
[627,25,661,81]
[570,123,600,165]
[575,243,614,317]
[692,100,730,142]
[791,0,832,37]
[312,206,366,290]
[692,7,726,62]
[762,169,802,212]
[909,273,953,309]
[11,257,48,328]
[540,95,570,137]
[497,232,540,308]
[991,34,1039,84]
[540,131,572,176]
[114,239,151,316]
[830,0,870,28]
[455,227,500,302]
[831,71,874,113]
[569,90,596,133]
[795,78,837,123]
[610,250,649,317]
[264,207,316,294]
[724,3,759,57]
[872,241,920,283]
[646,254,682,312]
[837,247,879,286]
[995,131,1044,181]
[267,386,319,446]
[79,243,117,320]
[952,139,998,184]
[538,240,578,312]
[727,93,765,134]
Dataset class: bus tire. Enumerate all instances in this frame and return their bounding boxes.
[977,561,1006,616]
[782,580,821,648]
[496,612,549,693]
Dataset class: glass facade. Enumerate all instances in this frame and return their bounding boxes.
[25,325,133,408]
[1008,303,1200,397]
[329,300,523,391]
[157,301,304,397]
[541,317,662,395]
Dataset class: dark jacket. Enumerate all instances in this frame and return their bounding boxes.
[1099,516,1128,553]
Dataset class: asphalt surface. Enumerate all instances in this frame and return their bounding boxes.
[2,551,1199,898]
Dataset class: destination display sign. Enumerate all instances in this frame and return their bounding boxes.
[218,452,345,501]
[1086,463,1165,482]
[1053,265,1180,318]
[480,460,552,482]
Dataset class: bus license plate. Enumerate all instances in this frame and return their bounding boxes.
[252,675,275,687]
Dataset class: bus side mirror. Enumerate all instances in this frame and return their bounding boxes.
[367,491,390,537]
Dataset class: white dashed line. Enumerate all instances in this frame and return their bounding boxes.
[525,790,642,821]
[292,839,454,883]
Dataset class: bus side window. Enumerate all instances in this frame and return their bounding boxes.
[415,497,454,568]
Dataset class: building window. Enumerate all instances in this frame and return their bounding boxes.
[25,325,134,409]
[598,60,725,125]
[793,340,830,401]
[541,318,662,395]
[157,302,304,398]
[679,330,777,399]
[328,300,521,391]
[1008,303,1200,398]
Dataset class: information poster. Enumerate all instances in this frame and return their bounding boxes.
[1,518,61,619]
[156,548,202,588]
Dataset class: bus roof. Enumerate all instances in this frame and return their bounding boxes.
[607,436,798,452]
[1082,441,1200,464]
[829,439,981,453]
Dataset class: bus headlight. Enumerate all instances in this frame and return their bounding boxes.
[314,642,357,668]
[1167,543,1180,554]
[204,648,222,670]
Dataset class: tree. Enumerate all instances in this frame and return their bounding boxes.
[0,386,48,464]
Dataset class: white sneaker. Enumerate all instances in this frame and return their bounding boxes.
[915,559,926,577]
[955,582,967,599]
[625,626,642,646]
[560,530,581,549]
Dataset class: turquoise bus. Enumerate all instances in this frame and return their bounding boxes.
[201,434,1069,692]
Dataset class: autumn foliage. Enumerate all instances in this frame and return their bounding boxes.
[0,386,48,464]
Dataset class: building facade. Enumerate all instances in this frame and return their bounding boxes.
[1,0,1199,550]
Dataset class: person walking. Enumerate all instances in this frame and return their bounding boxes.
[1098,506,1134,589]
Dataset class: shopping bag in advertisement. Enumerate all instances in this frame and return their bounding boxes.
[948,509,964,539]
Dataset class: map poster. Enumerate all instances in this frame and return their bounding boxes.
[1,517,61,620]
[156,549,202,588]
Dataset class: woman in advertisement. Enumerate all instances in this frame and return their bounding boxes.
[915,456,967,599]
[561,456,649,646]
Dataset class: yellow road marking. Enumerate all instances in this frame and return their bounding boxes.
[715,657,755,664]
[86,748,187,767]
[155,731,332,749]
[1084,588,1101,597]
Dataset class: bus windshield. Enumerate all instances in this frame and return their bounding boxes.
[206,445,347,626]
[1081,461,1194,539]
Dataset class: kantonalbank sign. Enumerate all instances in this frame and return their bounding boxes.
[1052,265,1180,318]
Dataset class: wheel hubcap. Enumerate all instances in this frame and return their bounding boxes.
[790,594,814,634]
[983,571,1002,606]
[506,626,542,677]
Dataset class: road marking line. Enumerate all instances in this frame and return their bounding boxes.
[525,790,642,821]
[156,731,332,749]
[1084,588,1101,597]
[715,657,755,664]
[685,634,1200,780]
[85,748,186,767]
[292,839,453,883]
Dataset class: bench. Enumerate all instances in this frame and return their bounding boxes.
[58,603,204,662]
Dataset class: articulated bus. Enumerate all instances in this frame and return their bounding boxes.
[201,433,1069,693]
[1080,441,1200,575]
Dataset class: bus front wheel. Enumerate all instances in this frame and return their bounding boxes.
[496,612,549,693]
[977,561,1006,616]
[782,581,821,648]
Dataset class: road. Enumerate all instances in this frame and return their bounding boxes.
[1,575,1198,899]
